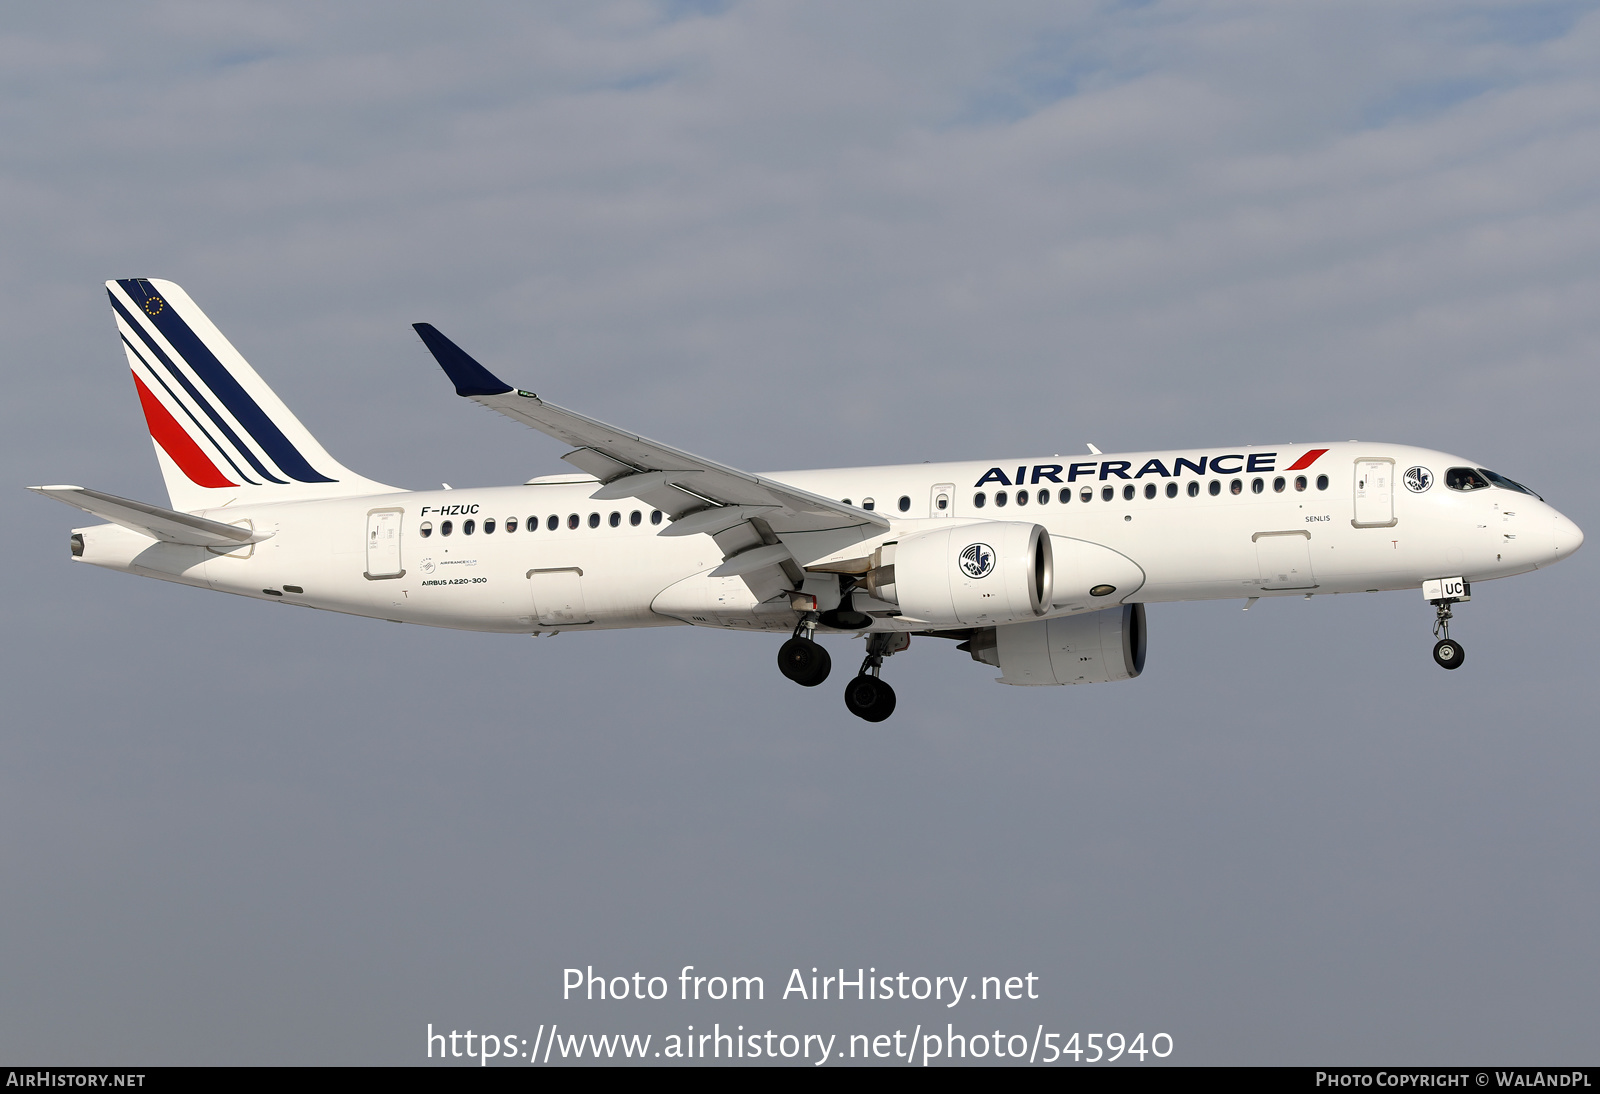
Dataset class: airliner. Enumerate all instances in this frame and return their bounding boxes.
[31,279,1585,721]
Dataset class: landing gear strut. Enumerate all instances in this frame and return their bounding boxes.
[1431,598,1465,670]
[844,632,906,722]
[778,611,832,687]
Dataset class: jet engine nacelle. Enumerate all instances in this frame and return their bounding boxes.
[864,521,1053,627]
[964,604,1147,686]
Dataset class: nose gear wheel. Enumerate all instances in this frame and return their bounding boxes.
[1432,638,1464,669]
[1429,596,1466,670]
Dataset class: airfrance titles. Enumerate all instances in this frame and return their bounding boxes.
[973,452,1306,488]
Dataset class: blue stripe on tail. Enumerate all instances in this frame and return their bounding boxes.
[109,292,288,484]
[116,279,335,484]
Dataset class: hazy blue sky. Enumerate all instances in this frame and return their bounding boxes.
[3,1,1597,1065]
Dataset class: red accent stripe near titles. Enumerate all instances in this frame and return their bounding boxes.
[1285,448,1329,471]
[131,372,237,488]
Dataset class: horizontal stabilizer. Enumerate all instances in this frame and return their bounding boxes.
[28,486,273,548]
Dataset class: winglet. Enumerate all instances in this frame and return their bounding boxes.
[412,323,515,397]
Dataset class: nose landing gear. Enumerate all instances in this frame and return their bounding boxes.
[844,632,908,722]
[1428,584,1468,670]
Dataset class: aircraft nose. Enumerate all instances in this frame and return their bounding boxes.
[1553,512,1584,561]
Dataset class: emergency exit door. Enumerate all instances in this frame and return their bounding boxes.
[930,483,955,517]
[364,508,405,579]
[1353,459,1396,528]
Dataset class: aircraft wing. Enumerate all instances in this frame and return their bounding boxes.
[414,324,889,600]
[28,485,273,547]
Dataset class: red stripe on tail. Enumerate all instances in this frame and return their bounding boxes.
[131,373,237,488]
[1285,448,1329,471]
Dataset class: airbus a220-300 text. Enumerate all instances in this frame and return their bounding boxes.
[31,279,1585,720]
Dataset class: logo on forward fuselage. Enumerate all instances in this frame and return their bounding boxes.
[959,543,995,579]
[1404,466,1433,493]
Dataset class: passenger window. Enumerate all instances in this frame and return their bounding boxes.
[1209,481,1221,496]
[1446,467,1491,491]
[1230,479,1243,495]
[863,498,876,511]
[973,492,987,509]
[630,510,642,526]
[1144,483,1156,499]
[441,520,453,536]
[1123,484,1135,501]
[841,499,852,506]
[1316,475,1329,491]
[936,494,949,510]
[506,517,518,533]
[1273,477,1286,493]
[1188,481,1200,497]
[547,515,559,531]
[898,495,911,512]
[995,491,1009,507]
[567,514,579,529]
[483,518,496,534]
[1166,482,1178,498]
[1080,487,1092,503]
[1060,488,1072,503]
[609,512,621,527]
[1294,476,1306,492]
[1101,486,1114,502]
[1014,489,1027,506]
[588,513,600,528]
[1038,489,1049,505]
[651,510,663,525]
[1251,478,1263,494]
[419,521,433,538]
[463,518,476,535]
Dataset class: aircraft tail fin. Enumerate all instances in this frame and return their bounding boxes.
[105,278,398,511]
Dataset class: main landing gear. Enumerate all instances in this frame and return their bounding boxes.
[844,632,907,723]
[778,612,832,687]
[777,613,907,722]
[1431,598,1465,670]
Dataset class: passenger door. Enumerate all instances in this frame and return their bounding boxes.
[364,508,405,579]
[1353,459,1396,527]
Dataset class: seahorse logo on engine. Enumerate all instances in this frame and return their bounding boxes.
[959,542,995,579]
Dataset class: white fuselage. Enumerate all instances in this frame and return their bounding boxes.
[69,442,1582,636]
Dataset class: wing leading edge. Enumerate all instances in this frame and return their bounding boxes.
[412,324,889,603]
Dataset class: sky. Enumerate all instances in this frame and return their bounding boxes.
[2,0,1597,1066]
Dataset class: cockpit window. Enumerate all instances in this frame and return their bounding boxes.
[1477,468,1542,500]
[1446,467,1490,492]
